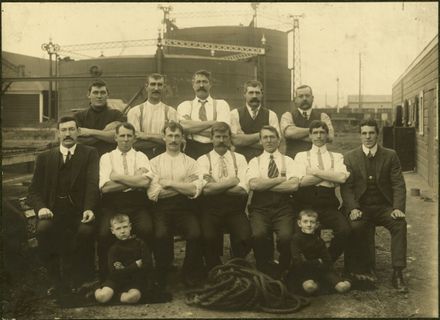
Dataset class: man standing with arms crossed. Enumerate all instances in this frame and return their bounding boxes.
[230,80,280,162]
[74,79,125,156]
[280,85,334,159]
[177,70,231,159]
[247,125,304,278]
[127,73,178,159]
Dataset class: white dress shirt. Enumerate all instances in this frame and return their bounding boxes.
[280,110,334,139]
[99,148,153,189]
[230,104,280,135]
[177,96,231,143]
[197,150,249,193]
[246,150,305,183]
[147,152,203,201]
[59,144,77,163]
[127,101,177,134]
[362,143,378,157]
[294,145,349,188]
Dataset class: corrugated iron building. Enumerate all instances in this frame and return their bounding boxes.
[391,34,438,192]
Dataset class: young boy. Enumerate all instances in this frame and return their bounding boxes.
[286,209,351,295]
[95,214,152,304]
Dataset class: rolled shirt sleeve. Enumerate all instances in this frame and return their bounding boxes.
[99,153,112,189]
[280,112,294,137]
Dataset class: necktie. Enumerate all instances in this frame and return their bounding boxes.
[367,151,374,159]
[122,152,129,175]
[268,154,279,178]
[199,100,208,121]
[65,151,72,164]
[251,108,258,120]
[218,155,228,180]
[317,149,325,170]
[303,111,308,120]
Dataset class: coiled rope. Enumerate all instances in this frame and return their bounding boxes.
[185,258,310,313]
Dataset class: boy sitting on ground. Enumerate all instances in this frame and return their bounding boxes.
[286,209,351,295]
[95,214,152,304]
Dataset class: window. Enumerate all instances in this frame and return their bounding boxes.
[418,91,424,135]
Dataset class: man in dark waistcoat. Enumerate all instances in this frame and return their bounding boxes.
[341,119,408,293]
[230,80,280,162]
[280,85,334,159]
[28,116,99,296]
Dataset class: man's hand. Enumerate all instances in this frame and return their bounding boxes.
[110,171,121,181]
[113,261,124,270]
[349,208,363,221]
[135,167,149,176]
[203,174,215,183]
[185,174,199,183]
[81,210,95,223]
[390,209,406,219]
[306,166,319,175]
[135,259,143,268]
[38,208,54,219]
[78,127,92,136]
[159,179,173,189]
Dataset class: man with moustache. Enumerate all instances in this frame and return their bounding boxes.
[177,70,231,160]
[230,80,280,162]
[197,122,252,270]
[74,79,125,156]
[127,73,178,159]
[294,120,351,263]
[246,125,305,278]
[28,116,99,296]
[341,119,408,292]
[280,85,334,159]
[98,122,154,281]
[148,121,204,292]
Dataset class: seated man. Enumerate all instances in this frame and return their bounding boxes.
[341,119,408,292]
[28,116,99,295]
[95,214,152,304]
[197,122,252,270]
[148,121,204,292]
[294,120,351,263]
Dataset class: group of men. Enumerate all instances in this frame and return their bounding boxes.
[28,69,408,301]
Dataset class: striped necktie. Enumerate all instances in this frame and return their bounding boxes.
[199,100,208,121]
[268,154,279,178]
[122,152,129,175]
[218,155,228,180]
[65,151,72,164]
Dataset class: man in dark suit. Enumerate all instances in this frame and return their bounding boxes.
[28,116,100,296]
[341,119,407,292]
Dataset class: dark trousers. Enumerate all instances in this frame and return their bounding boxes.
[345,204,407,273]
[152,195,203,285]
[184,140,213,160]
[36,199,95,287]
[98,205,153,279]
[200,196,252,270]
[249,202,295,273]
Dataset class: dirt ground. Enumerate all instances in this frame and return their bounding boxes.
[1,132,438,318]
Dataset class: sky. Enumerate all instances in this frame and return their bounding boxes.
[2,2,438,107]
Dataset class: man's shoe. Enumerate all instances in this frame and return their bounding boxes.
[392,270,408,293]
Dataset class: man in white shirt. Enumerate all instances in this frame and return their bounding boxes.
[127,73,178,159]
[148,121,204,291]
[294,120,351,263]
[230,80,280,162]
[177,70,231,160]
[98,122,154,280]
[197,122,252,271]
[247,125,304,278]
[280,85,334,158]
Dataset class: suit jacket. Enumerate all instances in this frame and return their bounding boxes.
[341,145,406,213]
[28,144,100,214]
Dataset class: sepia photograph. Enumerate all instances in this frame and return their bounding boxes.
[1,1,438,318]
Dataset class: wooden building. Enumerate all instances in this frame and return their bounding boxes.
[391,34,438,192]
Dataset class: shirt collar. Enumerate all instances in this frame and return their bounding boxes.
[212,149,229,159]
[362,144,378,157]
[246,103,261,115]
[115,147,135,155]
[300,108,312,117]
[146,100,162,107]
[194,95,212,104]
[262,149,281,159]
[60,144,77,156]
[311,144,328,154]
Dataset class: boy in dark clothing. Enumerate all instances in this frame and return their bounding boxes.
[95,214,152,304]
[286,209,351,295]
